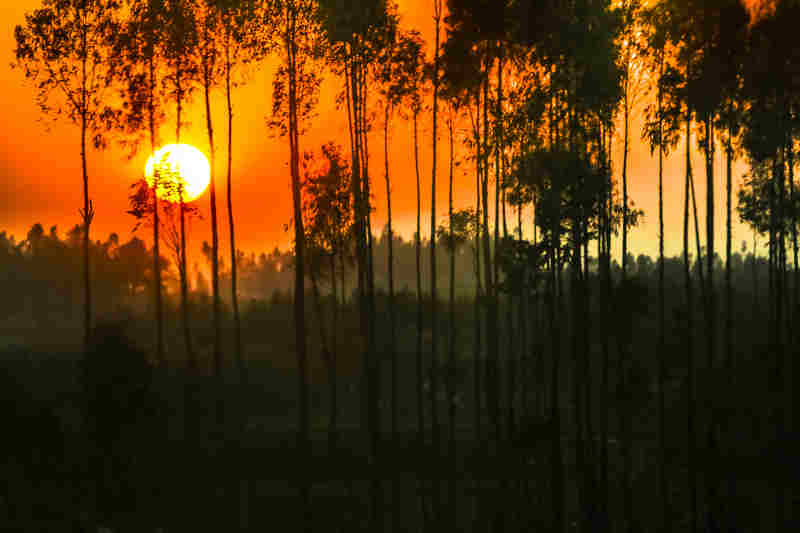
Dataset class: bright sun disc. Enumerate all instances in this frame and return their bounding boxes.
[144,144,210,203]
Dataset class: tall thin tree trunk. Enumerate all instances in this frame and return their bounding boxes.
[446,110,457,529]
[413,108,430,530]
[330,254,339,456]
[383,101,399,533]
[149,56,164,369]
[203,34,222,428]
[622,48,630,279]
[80,106,92,354]
[285,11,310,531]
[703,115,719,533]
[620,38,633,528]
[176,87,194,366]
[724,134,736,530]
[471,106,484,528]
[79,17,92,354]
[430,2,442,524]
[482,69,497,444]
[774,140,786,533]
[599,123,611,533]
[753,232,758,319]
[225,32,246,388]
[657,57,670,533]
[550,193,564,533]
[384,102,397,445]
[492,53,505,455]
[414,108,425,442]
[685,113,698,533]
[472,98,483,444]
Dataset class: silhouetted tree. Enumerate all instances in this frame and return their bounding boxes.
[217,0,265,387]
[267,0,322,529]
[14,0,121,352]
[301,141,352,456]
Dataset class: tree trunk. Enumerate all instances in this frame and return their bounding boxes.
[658,60,670,532]
[472,94,483,444]
[414,108,425,442]
[383,100,400,533]
[413,108,429,530]
[622,52,630,279]
[384,102,397,446]
[724,135,736,530]
[685,113,698,533]
[482,69,497,444]
[226,32,246,388]
[446,110,457,529]
[285,10,310,532]
[703,115,719,533]
[330,254,339,456]
[203,35,222,429]
[550,197,564,533]
[149,56,163,369]
[430,2,441,523]
[599,123,611,533]
[80,106,92,354]
[80,23,92,355]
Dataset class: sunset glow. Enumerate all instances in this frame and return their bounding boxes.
[144,144,210,203]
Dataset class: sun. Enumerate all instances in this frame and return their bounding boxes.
[144,144,210,203]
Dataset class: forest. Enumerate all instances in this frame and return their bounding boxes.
[4,0,799,532]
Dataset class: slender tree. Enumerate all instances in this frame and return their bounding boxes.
[14,0,121,353]
[196,1,225,428]
[301,142,352,457]
[218,0,264,387]
[267,0,322,529]
[429,2,442,523]
[162,0,200,379]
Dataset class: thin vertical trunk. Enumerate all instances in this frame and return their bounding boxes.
[792,134,798,324]
[384,102,397,445]
[79,18,92,355]
[482,69,497,444]
[620,49,633,530]
[384,101,399,533]
[573,211,587,533]
[703,115,719,533]
[599,122,611,533]
[657,56,669,533]
[550,190,564,533]
[472,96,483,444]
[493,54,505,456]
[492,51,505,447]
[430,2,442,524]
[724,133,736,528]
[471,102,484,528]
[330,254,339,456]
[447,110,457,529]
[753,232,758,319]
[685,113,698,533]
[285,10,310,532]
[622,52,630,279]
[357,62,382,532]
[774,141,786,532]
[414,109,425,443]
[226,31,246,388]
[689,165,707,299]
[149,55,164,369]
[203,28,222,428]
[177,211,190,353]
[413,108,429,530]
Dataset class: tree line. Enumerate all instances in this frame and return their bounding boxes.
[9,0,800,532]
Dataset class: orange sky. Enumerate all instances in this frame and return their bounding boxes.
[0,1,761,271]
